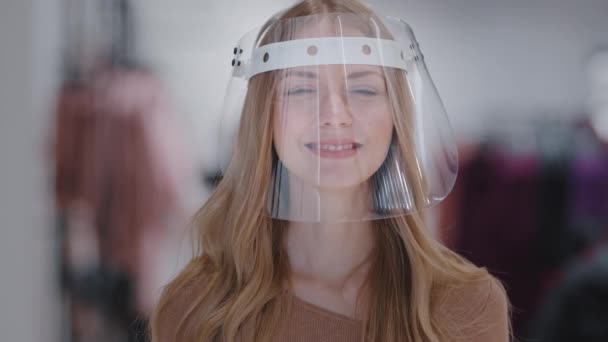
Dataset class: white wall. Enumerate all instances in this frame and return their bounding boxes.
[133,0,297,170]
[0,0,62,341]
[378,0,608,139]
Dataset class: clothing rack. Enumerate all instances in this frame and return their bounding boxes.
[441,117,608,340]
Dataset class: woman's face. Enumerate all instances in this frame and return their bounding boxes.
[272,63,394,189]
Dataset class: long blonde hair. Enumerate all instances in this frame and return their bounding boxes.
[151,1,507,341]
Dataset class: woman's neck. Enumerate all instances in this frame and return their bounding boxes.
[284,220,375,290]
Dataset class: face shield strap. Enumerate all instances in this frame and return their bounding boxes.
[232,37,415,79]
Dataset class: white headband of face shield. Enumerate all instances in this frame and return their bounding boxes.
[231,37,416,79]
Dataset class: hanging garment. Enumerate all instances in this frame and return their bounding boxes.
[52,68,194,316]
[536,155,576,269]
[442,145,544,338]
[570,153,608,237]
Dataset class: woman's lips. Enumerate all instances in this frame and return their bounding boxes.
[304,141,363,159]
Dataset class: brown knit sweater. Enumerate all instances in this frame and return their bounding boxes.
[273,277,509,342]
[273,291,364,341]
[156,276,509,342]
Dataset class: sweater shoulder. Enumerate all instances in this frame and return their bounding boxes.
[151,258,214,342]
[434,274,510,341]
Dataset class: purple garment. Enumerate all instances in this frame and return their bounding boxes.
[570,154,608,224]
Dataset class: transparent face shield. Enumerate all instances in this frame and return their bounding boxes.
[219,13,458,222]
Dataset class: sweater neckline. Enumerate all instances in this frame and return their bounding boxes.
[286,291,363,326]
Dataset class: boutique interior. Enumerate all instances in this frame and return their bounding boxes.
[2,0,608,341]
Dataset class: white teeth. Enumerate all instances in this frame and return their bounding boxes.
[317,144,354,151]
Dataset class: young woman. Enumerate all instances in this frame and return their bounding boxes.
[151,1,511,341]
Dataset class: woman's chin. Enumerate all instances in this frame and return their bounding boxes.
[310,177,368,191]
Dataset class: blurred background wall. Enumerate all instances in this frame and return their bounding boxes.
[1,0,607,341]
[0,0,62,341]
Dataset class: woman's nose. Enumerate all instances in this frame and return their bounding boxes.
[319,91,353,128]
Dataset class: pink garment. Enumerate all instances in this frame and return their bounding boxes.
[52,69,194,312]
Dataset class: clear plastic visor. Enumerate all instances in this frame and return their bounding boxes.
[219,13,458,222]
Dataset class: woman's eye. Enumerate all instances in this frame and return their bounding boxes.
[350,87,378,96]
[287,87,316,96]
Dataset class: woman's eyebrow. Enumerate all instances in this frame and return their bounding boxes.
[279,70,383,80]
[347,70,384,79]
[280,71,318,80]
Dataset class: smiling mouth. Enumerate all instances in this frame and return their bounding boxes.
[304,142,363,151]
